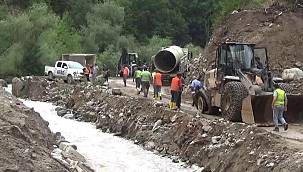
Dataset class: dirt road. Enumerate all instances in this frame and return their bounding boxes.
[108,77,219,121]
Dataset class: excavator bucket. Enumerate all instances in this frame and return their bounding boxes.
[241,95,303,125]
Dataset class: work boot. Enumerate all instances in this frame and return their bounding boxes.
[172,102,177,110]
[170,102,177,110]
[168,102,173,109]
[273,127,279,132]
[157,93,161,100]
[284,123,288,131]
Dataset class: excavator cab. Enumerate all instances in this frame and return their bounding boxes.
[199,42,303,124]
[215,43,271,91]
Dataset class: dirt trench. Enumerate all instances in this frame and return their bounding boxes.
[22,77,303,172]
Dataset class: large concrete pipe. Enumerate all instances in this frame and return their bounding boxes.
[153,46,184,73]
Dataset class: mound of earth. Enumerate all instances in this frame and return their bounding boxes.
[190,3,303,91]
[0,88,69,171]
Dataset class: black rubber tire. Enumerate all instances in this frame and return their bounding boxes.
[67,75,73,84]
[197,96,207,113]
[48,72,53,81]
[221,81,248,122]
[277,83,293,94]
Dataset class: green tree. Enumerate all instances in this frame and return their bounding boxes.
[123,0,189,45]
[134,36,172,64]
[68,0,97,29]
[82,1,124,53]
[0,3,82,78]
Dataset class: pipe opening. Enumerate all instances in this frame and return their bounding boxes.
[154,51,177,73]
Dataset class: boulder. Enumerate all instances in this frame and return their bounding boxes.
[57,110,68,117]
[282,68,303,81]
[60,142,86,163]
[152,120,162,132]
[211,136,222,144]
[145,141,155,150]
[12,77,25,97]
[294,61,303,68]
[112,88,122,95]
[0,79,7,87]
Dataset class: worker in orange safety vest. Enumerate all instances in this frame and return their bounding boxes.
[83,65,91,81]
[170,72,183,110]
[153,69,162,100]
[123,65,129,87]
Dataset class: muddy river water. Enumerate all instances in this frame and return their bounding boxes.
[22,100,201,172]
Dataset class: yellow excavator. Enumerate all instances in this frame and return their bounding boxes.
[197,42,303,124]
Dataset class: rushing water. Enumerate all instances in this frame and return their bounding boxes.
[22,100,200,172]
[4,84,12,94]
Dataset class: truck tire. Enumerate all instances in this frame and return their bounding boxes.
[277,83,293,94]
[48,72,54,81]
[221,81,248,122]
[67,75,73,84]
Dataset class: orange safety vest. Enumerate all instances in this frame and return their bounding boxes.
[171,76,181,91]
[154,72,162,86]
[123,67,129,76]
[84,67,90,75]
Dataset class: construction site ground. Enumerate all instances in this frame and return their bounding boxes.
[108,77,303,146]
[9,76,303,171]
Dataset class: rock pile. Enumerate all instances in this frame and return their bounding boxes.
[52,133,94,172]
[0,87,69,171]
[289,79,303,94]
[4,80,94,171]
[0,79,7,87]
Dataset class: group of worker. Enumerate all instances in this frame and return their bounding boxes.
[131,65,163,99]
[122,65,187,110]
[83,64,99,82]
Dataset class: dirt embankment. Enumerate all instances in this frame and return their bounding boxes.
[0,87,69,171]
[22,77,303,172]
[190,3,303,94]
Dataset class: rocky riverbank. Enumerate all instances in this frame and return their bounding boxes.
[16,77,303,172]
[0,83,93,171]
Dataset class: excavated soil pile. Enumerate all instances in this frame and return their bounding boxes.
[190,3,303,93]
[24,77,303,172]
[0,88,69,171]
[289,79,303,94]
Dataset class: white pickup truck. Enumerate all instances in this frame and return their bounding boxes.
[45,61,84,83]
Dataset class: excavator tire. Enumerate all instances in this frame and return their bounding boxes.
[221,81,248,122]
[278,83,293,94]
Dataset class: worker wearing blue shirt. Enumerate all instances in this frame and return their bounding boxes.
[191,76,203,107]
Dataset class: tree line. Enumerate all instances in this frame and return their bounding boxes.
[0,0,279,78]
